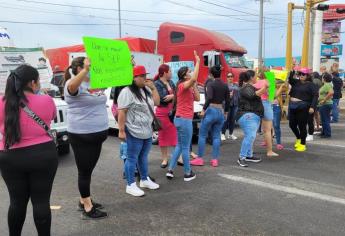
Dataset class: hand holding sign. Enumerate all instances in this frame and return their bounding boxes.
[83,58,91,72]
[83,37,133,89]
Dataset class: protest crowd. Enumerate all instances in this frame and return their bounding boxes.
[0,48,344,235]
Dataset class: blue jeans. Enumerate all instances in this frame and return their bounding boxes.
[332,98,340,122]
[238,113,261,160]
[319,104,332,137]
[125,130,152,185]
[272,104,281,145]
[222,105,238,135]
[169,117,192,174]
[198,107,225,159]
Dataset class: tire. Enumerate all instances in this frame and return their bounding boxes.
[57,144,70,155]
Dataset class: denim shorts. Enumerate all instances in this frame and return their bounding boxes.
[262,100,273,121]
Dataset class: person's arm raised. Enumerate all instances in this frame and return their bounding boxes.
[183,50,200,89]
[67,58,90,95]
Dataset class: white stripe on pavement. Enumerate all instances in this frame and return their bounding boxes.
[219,173,345,206]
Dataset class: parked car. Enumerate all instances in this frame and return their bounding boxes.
[51,97,70,155]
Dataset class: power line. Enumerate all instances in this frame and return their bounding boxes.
[13,0,302,24]
[162,0,289,25]
[195,0,295,23]
[15,0,208,16]
[0,20,117,26]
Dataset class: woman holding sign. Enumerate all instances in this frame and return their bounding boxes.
[288,68,318,152]
[64,57,108,219]
[253,70,279,157]
[117,65,160,197]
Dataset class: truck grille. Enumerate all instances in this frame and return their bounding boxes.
[53,107,67,124]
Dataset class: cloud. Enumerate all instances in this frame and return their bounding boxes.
[1,0,344,68]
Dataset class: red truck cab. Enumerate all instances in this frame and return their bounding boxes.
[157,22,248,85]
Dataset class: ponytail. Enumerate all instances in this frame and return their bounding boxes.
[3,65,39,149]
[153,74,160,81]
[63,57,85,85]
[64,65,72,84]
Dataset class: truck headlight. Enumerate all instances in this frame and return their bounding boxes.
[62,135,68,142]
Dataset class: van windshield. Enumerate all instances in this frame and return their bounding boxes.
[224,52,248,68]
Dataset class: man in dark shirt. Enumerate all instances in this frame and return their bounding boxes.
[190,66,230,167]
[331,72,343,123]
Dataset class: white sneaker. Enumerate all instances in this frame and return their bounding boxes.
[306,134,313,142]
[139,177,160,190]
[229,134,238,140]
[126,183,145,197]
[224,130,230,139]
[221,134,226,141]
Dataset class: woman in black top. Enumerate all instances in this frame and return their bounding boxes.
[236,71,266,167]
[288,68,318,152]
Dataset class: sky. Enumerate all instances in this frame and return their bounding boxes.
[1,0,344,67]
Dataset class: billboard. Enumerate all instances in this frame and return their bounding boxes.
[320,57,339,72]
[321,44,343,57]
[0,47,53,94]
[322,21,341,44]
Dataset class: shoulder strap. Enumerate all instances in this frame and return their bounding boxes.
[20,103,50,132]
[142,90,156,119]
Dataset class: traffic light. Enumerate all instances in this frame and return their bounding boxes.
[336,8,345,14]
[316,4,329,11]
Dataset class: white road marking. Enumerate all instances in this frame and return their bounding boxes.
[219,173,345,206]
[227,166,345,191]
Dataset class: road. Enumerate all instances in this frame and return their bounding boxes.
[1,119,345,236]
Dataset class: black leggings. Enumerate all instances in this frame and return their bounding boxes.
[307,113,315,135]
[0,141,58,236]
[289,107,309,145]
[69,130,108,198]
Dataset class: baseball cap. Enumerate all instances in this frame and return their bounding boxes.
[133,65,149,77]
[297,67,311,74]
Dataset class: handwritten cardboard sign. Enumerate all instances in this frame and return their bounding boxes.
[83,37,133,89]
[264,71,276,101]
[271,69,288,81]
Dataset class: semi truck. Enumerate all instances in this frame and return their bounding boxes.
[157,22,248,84]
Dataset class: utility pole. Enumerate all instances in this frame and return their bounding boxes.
[301,0,312,67]
[258,0,264,70]
[301,0,328,67]
[118,0,122,38]
[285,3,294,71]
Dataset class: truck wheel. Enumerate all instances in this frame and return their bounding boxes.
[57,144,70,155]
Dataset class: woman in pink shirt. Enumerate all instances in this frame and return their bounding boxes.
[0,65,58,236]
[253,70,279,157]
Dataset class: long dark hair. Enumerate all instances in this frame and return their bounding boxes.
[3,64,39,149]
[239,71,251,87]
[64,56,85,85]
[129,79,151,102]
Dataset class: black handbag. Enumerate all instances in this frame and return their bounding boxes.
[168,81,179,123]
[20,103,58,147]
[143,93,163,131]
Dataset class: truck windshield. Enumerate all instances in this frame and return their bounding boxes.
[224,52,248,68]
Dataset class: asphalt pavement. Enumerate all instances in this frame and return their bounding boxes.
[1,118,345,236]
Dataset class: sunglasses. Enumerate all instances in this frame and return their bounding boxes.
[297,72,306,76]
